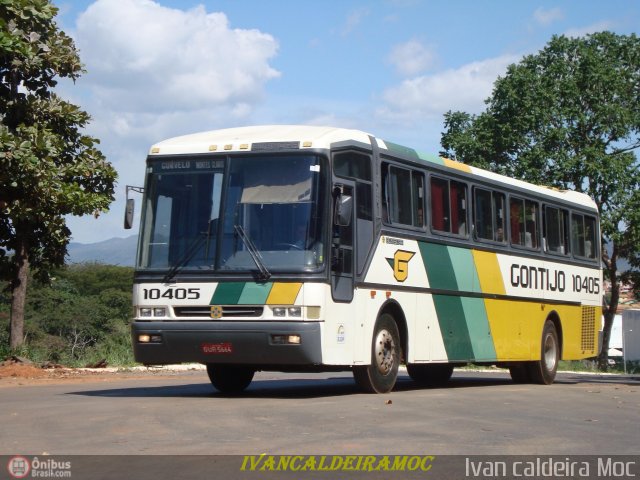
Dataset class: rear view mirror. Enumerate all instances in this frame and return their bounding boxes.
[124,198,135,230]
[124,185,144,230]
[334,194,353,227]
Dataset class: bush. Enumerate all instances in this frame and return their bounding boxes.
[1,263,135,366]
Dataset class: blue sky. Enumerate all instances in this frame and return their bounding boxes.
[53,0,639,244]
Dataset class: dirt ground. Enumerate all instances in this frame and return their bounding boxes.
[0,358,204,385]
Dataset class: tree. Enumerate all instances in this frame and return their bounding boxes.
[440,32,640,368]
[0,0,117,349]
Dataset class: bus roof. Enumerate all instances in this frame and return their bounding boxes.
[149,125,597,211]
[150,125,373,154]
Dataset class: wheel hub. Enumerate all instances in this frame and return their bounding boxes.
[543,333,557,371]
[374,329,396,375]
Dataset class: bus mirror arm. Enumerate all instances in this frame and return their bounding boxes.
[331,245,343,272]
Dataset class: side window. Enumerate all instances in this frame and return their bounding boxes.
[571,213,598,259]
[382,164,425,228]
[544,206,570,255]
[430,176,468,236]
[333,152,371,181]
[333,151,372,221]
[473,187,505,243]
[412,173,425,228]
[509,197,539,249]
[389,166,412,225]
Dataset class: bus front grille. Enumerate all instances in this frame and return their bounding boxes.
[173,306,264,318]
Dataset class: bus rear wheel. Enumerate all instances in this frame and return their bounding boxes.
[353,313,400,394]
[528,320,559,385]
[407,363,454,386]
[206,364,255,394]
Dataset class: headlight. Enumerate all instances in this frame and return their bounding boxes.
[139,307,167,318]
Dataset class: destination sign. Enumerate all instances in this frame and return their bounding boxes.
[149,158,225,173]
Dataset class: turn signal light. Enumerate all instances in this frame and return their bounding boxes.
[271,334,301,345]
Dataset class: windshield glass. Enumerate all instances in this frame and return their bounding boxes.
[137,155,326,274]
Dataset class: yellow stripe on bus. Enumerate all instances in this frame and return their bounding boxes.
[266,282,303,305]
[472,250,506,295]
[483,300,589,361]
[443,158,472,173]
[484,299,537,360]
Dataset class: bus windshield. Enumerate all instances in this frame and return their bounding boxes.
[137,155,326,274]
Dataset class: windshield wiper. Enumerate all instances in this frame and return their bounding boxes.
[163,234,207,283]
[234,224,271,280]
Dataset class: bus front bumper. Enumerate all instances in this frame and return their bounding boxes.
[131,321,322,366]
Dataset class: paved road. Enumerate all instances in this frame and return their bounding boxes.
[1,369,638,456]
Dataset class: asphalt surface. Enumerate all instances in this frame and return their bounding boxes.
[1,369,639,456]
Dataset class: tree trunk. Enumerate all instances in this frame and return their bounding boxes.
[598,247,620,370]
[9,238,30,349]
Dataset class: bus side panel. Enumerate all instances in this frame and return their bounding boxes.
[363,237,449,363]
[412,294,446,362]
[420,243,496,362]
[473,249,532,360]
[482,299,536,360]
[321,285,361,366]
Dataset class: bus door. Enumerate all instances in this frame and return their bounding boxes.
[331,182,355,302]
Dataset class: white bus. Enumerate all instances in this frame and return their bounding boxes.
[127,125,601,393]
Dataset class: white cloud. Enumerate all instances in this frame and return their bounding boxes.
[563,21,616,38]
[341,7,370,36]
[533,7,564,26]
[377,54,519,123]
[75,0,280,115]
[64,0,281,243]
[387,39,436,77]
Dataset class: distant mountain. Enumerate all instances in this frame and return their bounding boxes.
[67,235,138,266]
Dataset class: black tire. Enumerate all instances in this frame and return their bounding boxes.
[407,363,454,386]
[508,363,532,384]
[528,320,559,385]
[353,313,400,393]
[206,364,255,394]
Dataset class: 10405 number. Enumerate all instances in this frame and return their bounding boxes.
[142,288,201,300]
[571,275,600,294]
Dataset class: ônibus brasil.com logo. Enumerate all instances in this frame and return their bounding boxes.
[7,456,72,478]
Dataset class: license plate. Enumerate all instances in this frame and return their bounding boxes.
[201,342,233,354]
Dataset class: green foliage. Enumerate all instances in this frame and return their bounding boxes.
[0,0,117,348]
[442,32,640,201]
[1,263,135,366]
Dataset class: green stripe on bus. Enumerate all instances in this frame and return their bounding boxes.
[238,282,273,304]
[419,243,474,359]
[418,242,458,291]
[460,297,497,360]
[210,282,245,305]
[383,140,419,160]
[448,246,480,293]
[432,295,475,360]
[449,247,498,359]
[420,242,496,361]
[452,248,496,359]
[416,151,445,165]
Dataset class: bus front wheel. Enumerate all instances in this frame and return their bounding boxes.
[353,313,400,394]
[528,320,559,385]
[206,364,255,394]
